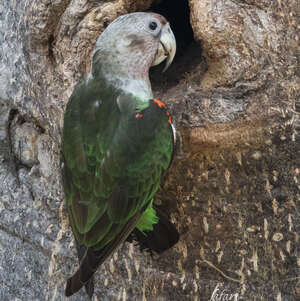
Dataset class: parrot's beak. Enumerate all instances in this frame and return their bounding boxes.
[152,23,176,72]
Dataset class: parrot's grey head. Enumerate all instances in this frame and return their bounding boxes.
[91,12,176,98]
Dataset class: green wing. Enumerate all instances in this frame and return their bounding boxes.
[62,78,174,250]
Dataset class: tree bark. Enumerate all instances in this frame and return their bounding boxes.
[0,0,299,300]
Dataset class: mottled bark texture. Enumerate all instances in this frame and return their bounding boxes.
[0,0,299,300]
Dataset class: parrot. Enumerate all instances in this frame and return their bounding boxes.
[61,12,179,298]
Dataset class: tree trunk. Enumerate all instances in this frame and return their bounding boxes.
[0,0,299,300]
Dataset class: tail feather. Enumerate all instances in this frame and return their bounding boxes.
[66,213,142,297]
[65,248,101,297]
[75,244,94,298]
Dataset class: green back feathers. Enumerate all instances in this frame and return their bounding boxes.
[62,77,174,250]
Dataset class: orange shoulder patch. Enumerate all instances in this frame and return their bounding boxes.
[153,99,173,124]
[153,99,166,108]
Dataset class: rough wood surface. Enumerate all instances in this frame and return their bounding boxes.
[0,0,299,300]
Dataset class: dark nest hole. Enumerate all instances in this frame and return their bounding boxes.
[149,0,204,92]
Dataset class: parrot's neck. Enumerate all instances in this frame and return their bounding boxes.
[87,72,153,100]
[107,74,153,100]
[91,45,154,100]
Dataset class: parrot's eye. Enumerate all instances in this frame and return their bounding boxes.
[149,21,158,31]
